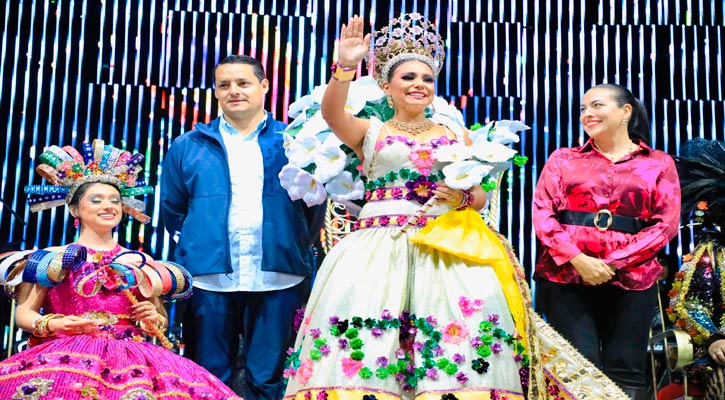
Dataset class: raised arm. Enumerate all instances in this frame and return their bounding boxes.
[321,16,372,157]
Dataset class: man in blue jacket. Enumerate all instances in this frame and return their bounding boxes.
[160,55,325,399]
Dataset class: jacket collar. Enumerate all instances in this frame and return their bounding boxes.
[196,112,277,141]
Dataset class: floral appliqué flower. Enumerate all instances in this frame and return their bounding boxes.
[341,357,363,378]
[404,176,437,204]
[297,358,314,385]
[409,145,436,176]
[458,296,484,317]
[442,320,470,344]
[13,378,54,400]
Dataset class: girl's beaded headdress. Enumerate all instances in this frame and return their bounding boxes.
[24,139,154,223]
[367,13,446,86]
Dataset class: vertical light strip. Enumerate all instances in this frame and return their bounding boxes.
[554,0,562,149]
[261,15,272,116]
[566,0,574,148]
[503,23,511,98]
[95,0,107,83]
[159,3,171,87]
[542,2,551,160]
[704,28,711,100]
[175,12,187,87]
[717,27,722,100]
[637,27,645,128]
[271,16,282,120]
[120,0,130,85]
[238,14,247,57]
[679,25,686,99]
[528,0,542,298]
[188,11,198,87]
[59,0,82,245]
[282,18,293,122]
[693,28,699,100]
[107,0,120,85]
[45,0,68,245]
[5,3,26,234]
[492,23,499,98]
[200,10,210,89]
[30,0,53,248]
[578,1,585,147]
[649,28,658,148]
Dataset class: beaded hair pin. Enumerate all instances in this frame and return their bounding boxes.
[24,139,154,223]
[367,13,446,86]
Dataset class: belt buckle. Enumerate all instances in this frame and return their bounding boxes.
[593,209,613,231]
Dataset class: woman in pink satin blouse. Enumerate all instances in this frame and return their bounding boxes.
[532,84,681,400]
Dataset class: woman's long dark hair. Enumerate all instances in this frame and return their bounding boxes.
[589,83,650,145]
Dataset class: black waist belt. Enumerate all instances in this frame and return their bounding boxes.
[558,210,648,234]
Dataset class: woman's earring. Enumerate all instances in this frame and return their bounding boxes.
[621,118,629,126]
[74,218,79,229]
[387,95,393,107]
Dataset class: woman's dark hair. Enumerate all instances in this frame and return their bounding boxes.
[589,84,650,145]
[385,59,435,83]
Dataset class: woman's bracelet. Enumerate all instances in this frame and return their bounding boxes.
[331,62,357,82]
[455,189,474,210]
[31,313,64,337]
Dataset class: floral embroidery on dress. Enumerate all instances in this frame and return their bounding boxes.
[120,388,157,400]
[12,378,53,400]
[409,145,437,176]
[284,299,530,392]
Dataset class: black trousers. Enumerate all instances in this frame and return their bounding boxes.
[536,280,658,389]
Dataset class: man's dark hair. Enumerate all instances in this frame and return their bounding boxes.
[213,55,266,84]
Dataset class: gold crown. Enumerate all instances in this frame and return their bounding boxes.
[367,13,446,86]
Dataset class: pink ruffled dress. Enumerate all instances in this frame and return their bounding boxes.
[0,247,241,400]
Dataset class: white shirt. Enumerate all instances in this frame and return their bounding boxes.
[193,114,304,292]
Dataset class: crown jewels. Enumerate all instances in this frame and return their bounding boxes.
[24,139,154,223]
[367,13,446,86]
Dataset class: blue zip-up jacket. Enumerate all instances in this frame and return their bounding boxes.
[160,114,325,278]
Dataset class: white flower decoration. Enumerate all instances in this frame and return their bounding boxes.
[295,113,331,139]
[435,142,473,163]
[470,141,518,164]
[278,165,327,206]
[488,120,528,144]
[442,161,494,189]
[429,97,466,128]
[278,165,307,201]
[284,135,322,168]
[312,144,347,183]
[326,171,365,202]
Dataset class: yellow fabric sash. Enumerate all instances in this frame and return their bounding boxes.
[409,208,528,345]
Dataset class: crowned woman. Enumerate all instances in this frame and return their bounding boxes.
[0,140,241,399]
[280,15,625,400]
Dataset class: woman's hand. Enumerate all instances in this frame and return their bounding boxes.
[569,253,615,285]
[433,183,466,208]
[46,315,101,336]
[131,300,163,325]
[337,16,371,67]
[709,339,725,366]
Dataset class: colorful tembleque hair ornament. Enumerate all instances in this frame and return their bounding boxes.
[367,13,446,86]
[24,139,154,223]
